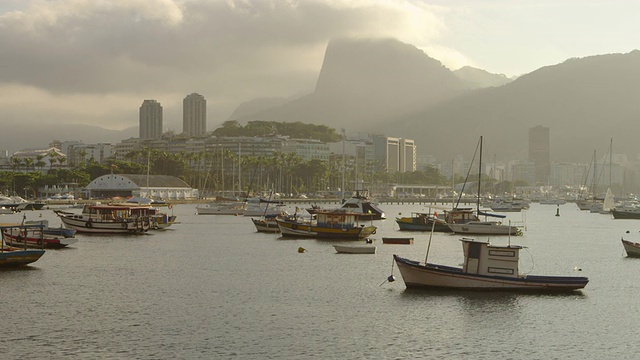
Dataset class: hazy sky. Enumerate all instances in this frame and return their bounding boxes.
[1,0,639,132]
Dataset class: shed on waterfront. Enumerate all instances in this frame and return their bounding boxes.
[86,174,197,200]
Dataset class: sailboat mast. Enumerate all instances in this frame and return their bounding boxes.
[477,136,483,214]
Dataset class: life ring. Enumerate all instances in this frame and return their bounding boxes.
[86,222,92,228]
[168,204,173,210]
[37,238,43,245]
[121,222,128,229]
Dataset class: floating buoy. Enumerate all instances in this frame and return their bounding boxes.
[387,275,396,282]
[298,247,306,253]
[365,238,373,244]
[574,266,582,271]
[626,230,630,233]
[555,205,560,217]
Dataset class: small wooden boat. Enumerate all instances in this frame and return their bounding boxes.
[393,238,589,292]
[333,244,377,254]
[3,227,77,249]
[54,205,156,234]
[621,238,640,257]
[395,212,452,232]
[277,209,376,239]
[382,237,413,244]
[251,217,280,233]
[0,224,46,267]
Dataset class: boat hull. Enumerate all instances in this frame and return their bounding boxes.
[251,218,280,233]
[612,209,640,219]
[55,211,150,234]
[447,222,520,235]
[382,237,414,244]
[395,218,452,232]
[333,245,376,254]
[622,239,640,257]
[2,231,77,249]
[0,248,45,267]
[393,255,588,291]
[276,220,376,239]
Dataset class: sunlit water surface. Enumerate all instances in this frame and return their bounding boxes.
[1,203,639,359]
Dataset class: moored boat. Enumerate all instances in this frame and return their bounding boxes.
[0,223,46,267]
[2,227,77,249]
[307,189,386,220]
[54,205,156,234]
[333,244,376,254]
[393,238,589,292]
[251,213,285,233]
[277,209,377,239]
[395,212,451,232]
[621,238,640,257]
[382,237,414,244]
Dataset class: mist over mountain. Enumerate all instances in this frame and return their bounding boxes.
[236,39,640,163]
[5,37,639,166]
[1,123,137,153]
[232,38,468,130]
[392,51,640,162]
[453,66,513,89]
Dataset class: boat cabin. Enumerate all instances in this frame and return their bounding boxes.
[444,208,479,224]
[315,210,360,229]
[461,238,523,278]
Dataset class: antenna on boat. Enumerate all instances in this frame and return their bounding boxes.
[424,211,437,264]
[508,220,511,247]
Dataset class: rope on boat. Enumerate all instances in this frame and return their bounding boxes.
[379,257,396,286]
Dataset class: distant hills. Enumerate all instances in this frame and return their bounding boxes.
[0,122,137,154]
[233,38,640,163]
[5,38,640,164]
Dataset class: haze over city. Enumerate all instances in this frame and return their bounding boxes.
[2,0,639,142]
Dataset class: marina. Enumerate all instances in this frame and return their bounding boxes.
[2,202,640,358]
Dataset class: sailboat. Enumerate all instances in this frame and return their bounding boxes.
[446,136,522,236]
[589,139,614,214]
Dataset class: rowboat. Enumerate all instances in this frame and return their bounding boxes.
[333,244,377,254]
[382,237,413,244]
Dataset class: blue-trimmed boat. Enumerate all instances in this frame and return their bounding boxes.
[1,224,46,267]
[277,209,377,239]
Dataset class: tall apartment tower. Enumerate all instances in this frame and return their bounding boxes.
[399,138,417,172]
[183,93,207,137]
[139,100,163,139]
[528,125,550,185]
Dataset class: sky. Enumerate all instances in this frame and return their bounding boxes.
[1,0,639,133]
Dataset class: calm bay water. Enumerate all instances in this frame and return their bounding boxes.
[2,202,639,359]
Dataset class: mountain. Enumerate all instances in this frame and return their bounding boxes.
[453,66,513,89]
[234,39,640,163]
[392,51,640,162]
[232,38,468,130]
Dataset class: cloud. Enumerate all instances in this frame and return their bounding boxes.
[0,0,457,129]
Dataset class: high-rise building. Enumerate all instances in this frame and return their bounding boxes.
[183,93,207,137]
[139,100,163,140]
[528,125,550,185]
[372,135,415,173]
[399,138,416,172]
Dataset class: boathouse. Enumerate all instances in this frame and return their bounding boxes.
[86,174,197,200]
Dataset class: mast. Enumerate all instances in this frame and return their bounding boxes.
[341,128,346,202]
[477,136,483,214]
